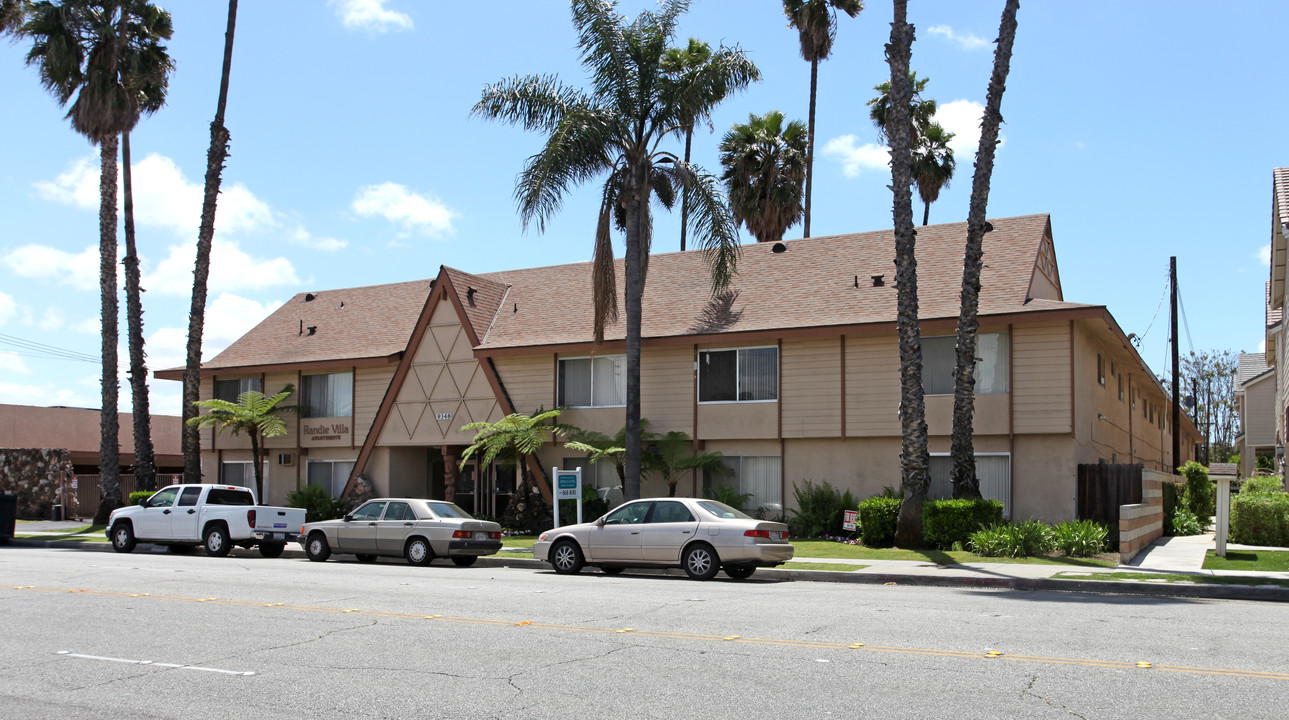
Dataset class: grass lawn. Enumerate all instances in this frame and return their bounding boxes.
[501,535,538,549]
[15,524,107,541]
[1202,550,1289,572]
[1054,571,1289,589]
[783,562,868,572]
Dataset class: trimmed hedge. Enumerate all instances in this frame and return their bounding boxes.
[1230,493,1289,547]
[921,498,1004,549]
[1240,476,1286,497]
[128,491,152,506]
[857,496,901,547]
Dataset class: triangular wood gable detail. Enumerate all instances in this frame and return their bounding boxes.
[343,266,551,502]
[1027,217,1063,302]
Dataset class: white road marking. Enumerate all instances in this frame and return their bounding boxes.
[56,651,255,676]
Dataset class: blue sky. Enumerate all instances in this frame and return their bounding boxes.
[0,0,1284,416]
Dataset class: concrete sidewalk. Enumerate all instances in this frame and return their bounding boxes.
[8,522,1288,601]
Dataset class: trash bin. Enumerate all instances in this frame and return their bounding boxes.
[50,504,64,522]
[0,493,16,544]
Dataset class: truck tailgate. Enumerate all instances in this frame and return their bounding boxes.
[253,507,306,537]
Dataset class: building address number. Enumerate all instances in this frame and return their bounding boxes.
[435,412,454,421]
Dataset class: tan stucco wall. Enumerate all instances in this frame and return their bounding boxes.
[1011,435,1076,522]
[781,337,842,438]
[696,402,777,440]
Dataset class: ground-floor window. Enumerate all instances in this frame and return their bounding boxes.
[220,461,267,499]
[561,457,618,490]
[307,459,355,498]
[702,456,782,514]
[928,454,1011,516]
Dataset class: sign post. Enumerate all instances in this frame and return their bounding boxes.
[552,467,582,528]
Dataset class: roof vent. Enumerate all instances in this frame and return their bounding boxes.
[306,325,317,336]
[984,221,994,233]
[466,287,477,306]
[871,275,885,287]
[303,293,316,302]
[771,242,787,254]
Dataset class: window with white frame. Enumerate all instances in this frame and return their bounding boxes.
[922,333,1009,395]
[698,347,778,402]
[562,457,619,490]
[301,371,353,418]
[928,454,1011,516]
[701,455,782,512]
[215,377,261,403]
[557,355,626,407]
[307,459,354,498]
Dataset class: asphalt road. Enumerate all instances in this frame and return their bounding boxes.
[2,545,1287,719]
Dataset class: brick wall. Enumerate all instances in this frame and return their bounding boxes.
[1118,468,1182,563]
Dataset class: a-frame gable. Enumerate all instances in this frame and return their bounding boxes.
[1026,218,1063,302]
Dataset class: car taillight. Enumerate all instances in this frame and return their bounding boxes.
[744,530,770,539]
[248,509,257,528]
[488,532,503,539]
[452,530,472,538]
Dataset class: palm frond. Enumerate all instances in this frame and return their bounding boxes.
[592,181,620,344]
[676,163,741,293]
[656,45,759,134]
[571,0,635,111]
[513,105,619,233]
[473,74,593,134]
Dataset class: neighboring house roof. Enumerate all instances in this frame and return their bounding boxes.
[1268,281,1282,330]
[1236,352,1274,391]
[469,214,1091,351]
[1269,168,1289,313]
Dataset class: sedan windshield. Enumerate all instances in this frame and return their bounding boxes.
[426,502,473,519]
[695,500,751,520]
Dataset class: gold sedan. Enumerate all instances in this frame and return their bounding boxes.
[300,498,503,567]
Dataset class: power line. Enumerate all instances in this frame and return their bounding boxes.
[0,333,98,364]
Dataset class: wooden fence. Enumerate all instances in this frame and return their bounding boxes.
[1076,463,1143,548]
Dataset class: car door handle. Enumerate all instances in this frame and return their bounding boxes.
[187,509,196,515]
[162,509,171,514]
[630,531,640,535]
[367,522,377,526]
[403,522,414,527]
[681,530,691,534]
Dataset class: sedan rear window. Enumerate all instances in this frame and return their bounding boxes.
[426,502,473,519]
[695,500,751,519]
[207,489,254,505]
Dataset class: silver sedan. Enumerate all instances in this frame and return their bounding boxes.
[300,498,503,567]
[533,497,793,580]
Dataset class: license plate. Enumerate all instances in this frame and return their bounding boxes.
[475,532,487,540]
[771,531,786,542]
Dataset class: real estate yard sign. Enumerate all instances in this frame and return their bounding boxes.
[553,467,582,528]
[843,510,858,531]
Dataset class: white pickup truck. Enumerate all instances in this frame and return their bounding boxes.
[106,484,306,558]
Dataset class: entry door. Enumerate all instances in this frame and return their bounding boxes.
[455,463,478,516]
[586,501,651,562]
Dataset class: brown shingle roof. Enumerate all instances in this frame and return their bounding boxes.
[441,267,508,344]
[1275,167,1289,230]
[472,214,1086,350]
[193,279,432,371]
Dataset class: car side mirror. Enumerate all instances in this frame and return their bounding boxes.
[343,514,353,522]
[596,516,606,527]
[139,499,148,508]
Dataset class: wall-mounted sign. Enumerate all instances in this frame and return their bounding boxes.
[302,418,352,447]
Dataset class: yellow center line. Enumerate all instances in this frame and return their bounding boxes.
[11,585,1287,681]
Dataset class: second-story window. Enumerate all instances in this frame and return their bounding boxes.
[699,347,778,402]
[922,333,1009,395]
[558,355,626,407]
[215,377,261,403]
[301,371,353,418]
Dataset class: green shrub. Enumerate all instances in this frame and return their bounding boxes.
[1052,520,1109,557]
[1166,506,1203,536]
[128,491,153,506]
[1229,493,1289,547]
[857,497,901,547]
[1256,454,1275,472]
[969,520,1055,558]
[285,484,351,523]
[1178,461,1214,519]
[705,481,752,511]
[560,484,609,524]
[1240,476,1286,497]
[1161,481,1184,534]
[789,480,857,538]
[921,498,1005,549]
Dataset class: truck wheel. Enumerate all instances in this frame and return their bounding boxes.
[258,542,286,559]
[405,537,433,566]
[110,523,136,554]
[451,555,478,567]
[203,524,232,557]
[305,532,331,562]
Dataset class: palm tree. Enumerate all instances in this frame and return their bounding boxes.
[912,122,954,226]
[459,409,568,529]
[645,430,729,497]
[718,110,808,244]
[783,0,862,239]
[474,0,756,502]
[183,0,238,484]
[950,0,1020,499]
[0,0,27,35]
[660,37,712,252]
[563,420,659,488]
[867,71,936,145]
[187,384,296,502]
[23,0,170,524]
[884,0,931,548]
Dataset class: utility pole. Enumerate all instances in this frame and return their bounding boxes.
[1171,257,1181,471]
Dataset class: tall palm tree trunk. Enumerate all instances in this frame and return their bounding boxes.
[183,0,237,483]
[680,127,692,251]
[887,0,930,548]
[249,429,262,501]
[950,0,1019,499]
[803,58,817,239]
[94,135,122,526]
[622,167,648,501]
[122,131,156,492]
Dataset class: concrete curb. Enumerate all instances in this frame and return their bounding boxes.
[8,538,1287,602]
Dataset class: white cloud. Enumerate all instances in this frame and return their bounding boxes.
[69,317,99,334]
[331,0,412,33]
[0,378,99,408]
[0,351,31,374]
[352,182,458,237]
[147,292,283,370]
[1255,244,1271,268]
[1,244,103,291]
[38,307,66,331]
[936,99,1007,159]
[289,225,348,252]
[144,240,300,296]
[822,135,890,177]
[33,152,275,237]
[0,291,15,327]
[927,25,990,51]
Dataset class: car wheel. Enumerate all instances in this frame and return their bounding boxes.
[451,555,478,567]
[405,537,434,566]
[682,543,719,581]
[600,566,624,576]
[204,525,232,557]
[550,540,584,575]
[724,565,756,580]
[167,544,196,555]
[305,532,331,562]
[110,523,136,554]
[356,554,378,563]
[258,542,286,559]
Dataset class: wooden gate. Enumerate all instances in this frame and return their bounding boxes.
[1076,463,1143,548]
